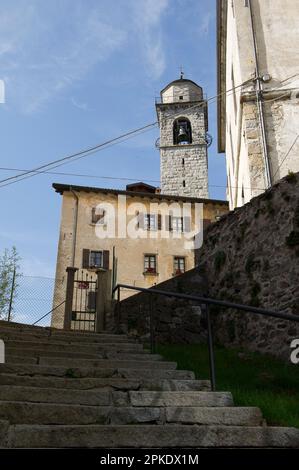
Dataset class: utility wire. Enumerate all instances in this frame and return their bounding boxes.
[272,133,299,180]
[0,166,269,192]
[0,77,257,189]
[0,72,298,190]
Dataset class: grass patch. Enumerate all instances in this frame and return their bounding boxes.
[157,343,299,428]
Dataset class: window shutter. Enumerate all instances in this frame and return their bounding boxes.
[91,208,96,224]
[183,217,191,233]
[103,250,110,270]
[82,249,90,269]
[157,214,162,230]
[137,212,144,229]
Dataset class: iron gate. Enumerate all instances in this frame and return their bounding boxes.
[71,270,98,331]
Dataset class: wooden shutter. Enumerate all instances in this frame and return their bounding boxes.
[183,217,191,233]
[91,208,96,224]
[157,214,162,230]
[82,249,90,269]
[137,212,144,229]
[103,250,110,270]
[92,208,105,224]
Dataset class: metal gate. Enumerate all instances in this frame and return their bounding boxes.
[71,270,97,331]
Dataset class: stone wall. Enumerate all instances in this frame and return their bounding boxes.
[119,172,299,360]
[197,172,299,360]
[117,269,208,345]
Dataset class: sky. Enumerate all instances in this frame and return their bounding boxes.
[0,0,227,278]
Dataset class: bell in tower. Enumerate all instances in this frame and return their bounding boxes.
[175,119,192,145]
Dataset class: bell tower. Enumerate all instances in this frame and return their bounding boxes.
[156,76,209,198]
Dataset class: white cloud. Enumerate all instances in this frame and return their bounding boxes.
[0,2,127,113]
[0,0,170,112]
[130,0,169,79]
[199,11,214,36]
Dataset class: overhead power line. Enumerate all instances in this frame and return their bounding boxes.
[0,166,269,192]
[0,72,298,190]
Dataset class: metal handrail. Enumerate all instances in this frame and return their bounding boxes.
[32,300,66,326]
[113,283,299,391]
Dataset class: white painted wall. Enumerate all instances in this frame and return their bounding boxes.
[224,0,299,209]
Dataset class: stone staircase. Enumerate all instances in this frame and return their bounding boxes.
[0,320,298,448]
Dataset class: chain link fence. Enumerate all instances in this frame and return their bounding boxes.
[0,275,65,327]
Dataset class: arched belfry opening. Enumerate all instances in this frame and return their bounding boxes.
[173,118,192,145]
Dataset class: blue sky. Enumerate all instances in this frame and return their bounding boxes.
[0,0,226,277]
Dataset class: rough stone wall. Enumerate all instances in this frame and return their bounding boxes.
[117,269,208,344]
[119,172,299,361]
[157,102,209,198]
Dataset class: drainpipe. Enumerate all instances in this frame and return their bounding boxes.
[70,187,79,267]
[248,0,272,188]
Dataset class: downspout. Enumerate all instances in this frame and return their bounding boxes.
[70,187,79,267]
[248,0,272,188]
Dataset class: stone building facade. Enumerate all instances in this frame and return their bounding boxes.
[156,78,209,198]
[51,183,228,328]
[217,0,299,209]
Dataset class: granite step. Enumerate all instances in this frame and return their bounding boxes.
[0,363,194,380]
[4,424,299,448]
[3,339,144,353]
[0,401,262,426]
[5,356,175,369]
[0,373,210,391]
[0,387,227,407]
[0,330,137,344]
[6,349,162,361]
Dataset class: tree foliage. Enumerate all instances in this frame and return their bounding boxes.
[0,247,21,320]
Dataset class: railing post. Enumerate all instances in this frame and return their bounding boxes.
[206,304,216,391]
[64,267,78,331]
[95,269,111,332]
[149,293,155,354]
[116,286,121,333]
[7,267,16,322]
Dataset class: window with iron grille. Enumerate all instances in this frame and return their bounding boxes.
[174,256,185,275]
[89,250,103,268]
[144,254,157,274]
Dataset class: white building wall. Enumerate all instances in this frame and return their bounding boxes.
[223,0,299,209]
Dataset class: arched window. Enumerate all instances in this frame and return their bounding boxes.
[173,118,192,145]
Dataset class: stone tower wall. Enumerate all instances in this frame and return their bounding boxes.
[157,101,209,198]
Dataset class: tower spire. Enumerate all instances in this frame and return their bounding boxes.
[179,65,184,79]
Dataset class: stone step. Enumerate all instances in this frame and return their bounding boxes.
[0,363,194,380]
[0,401,262,426]
[128,391,233,407]
[0,373,210,391]
[0,321,132,342]
[0,330,137,344]
[6,349,162,362]
[4,424,299,448]
[5,356,175,369]
[4,339,144,353]
[0,387,226,407]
